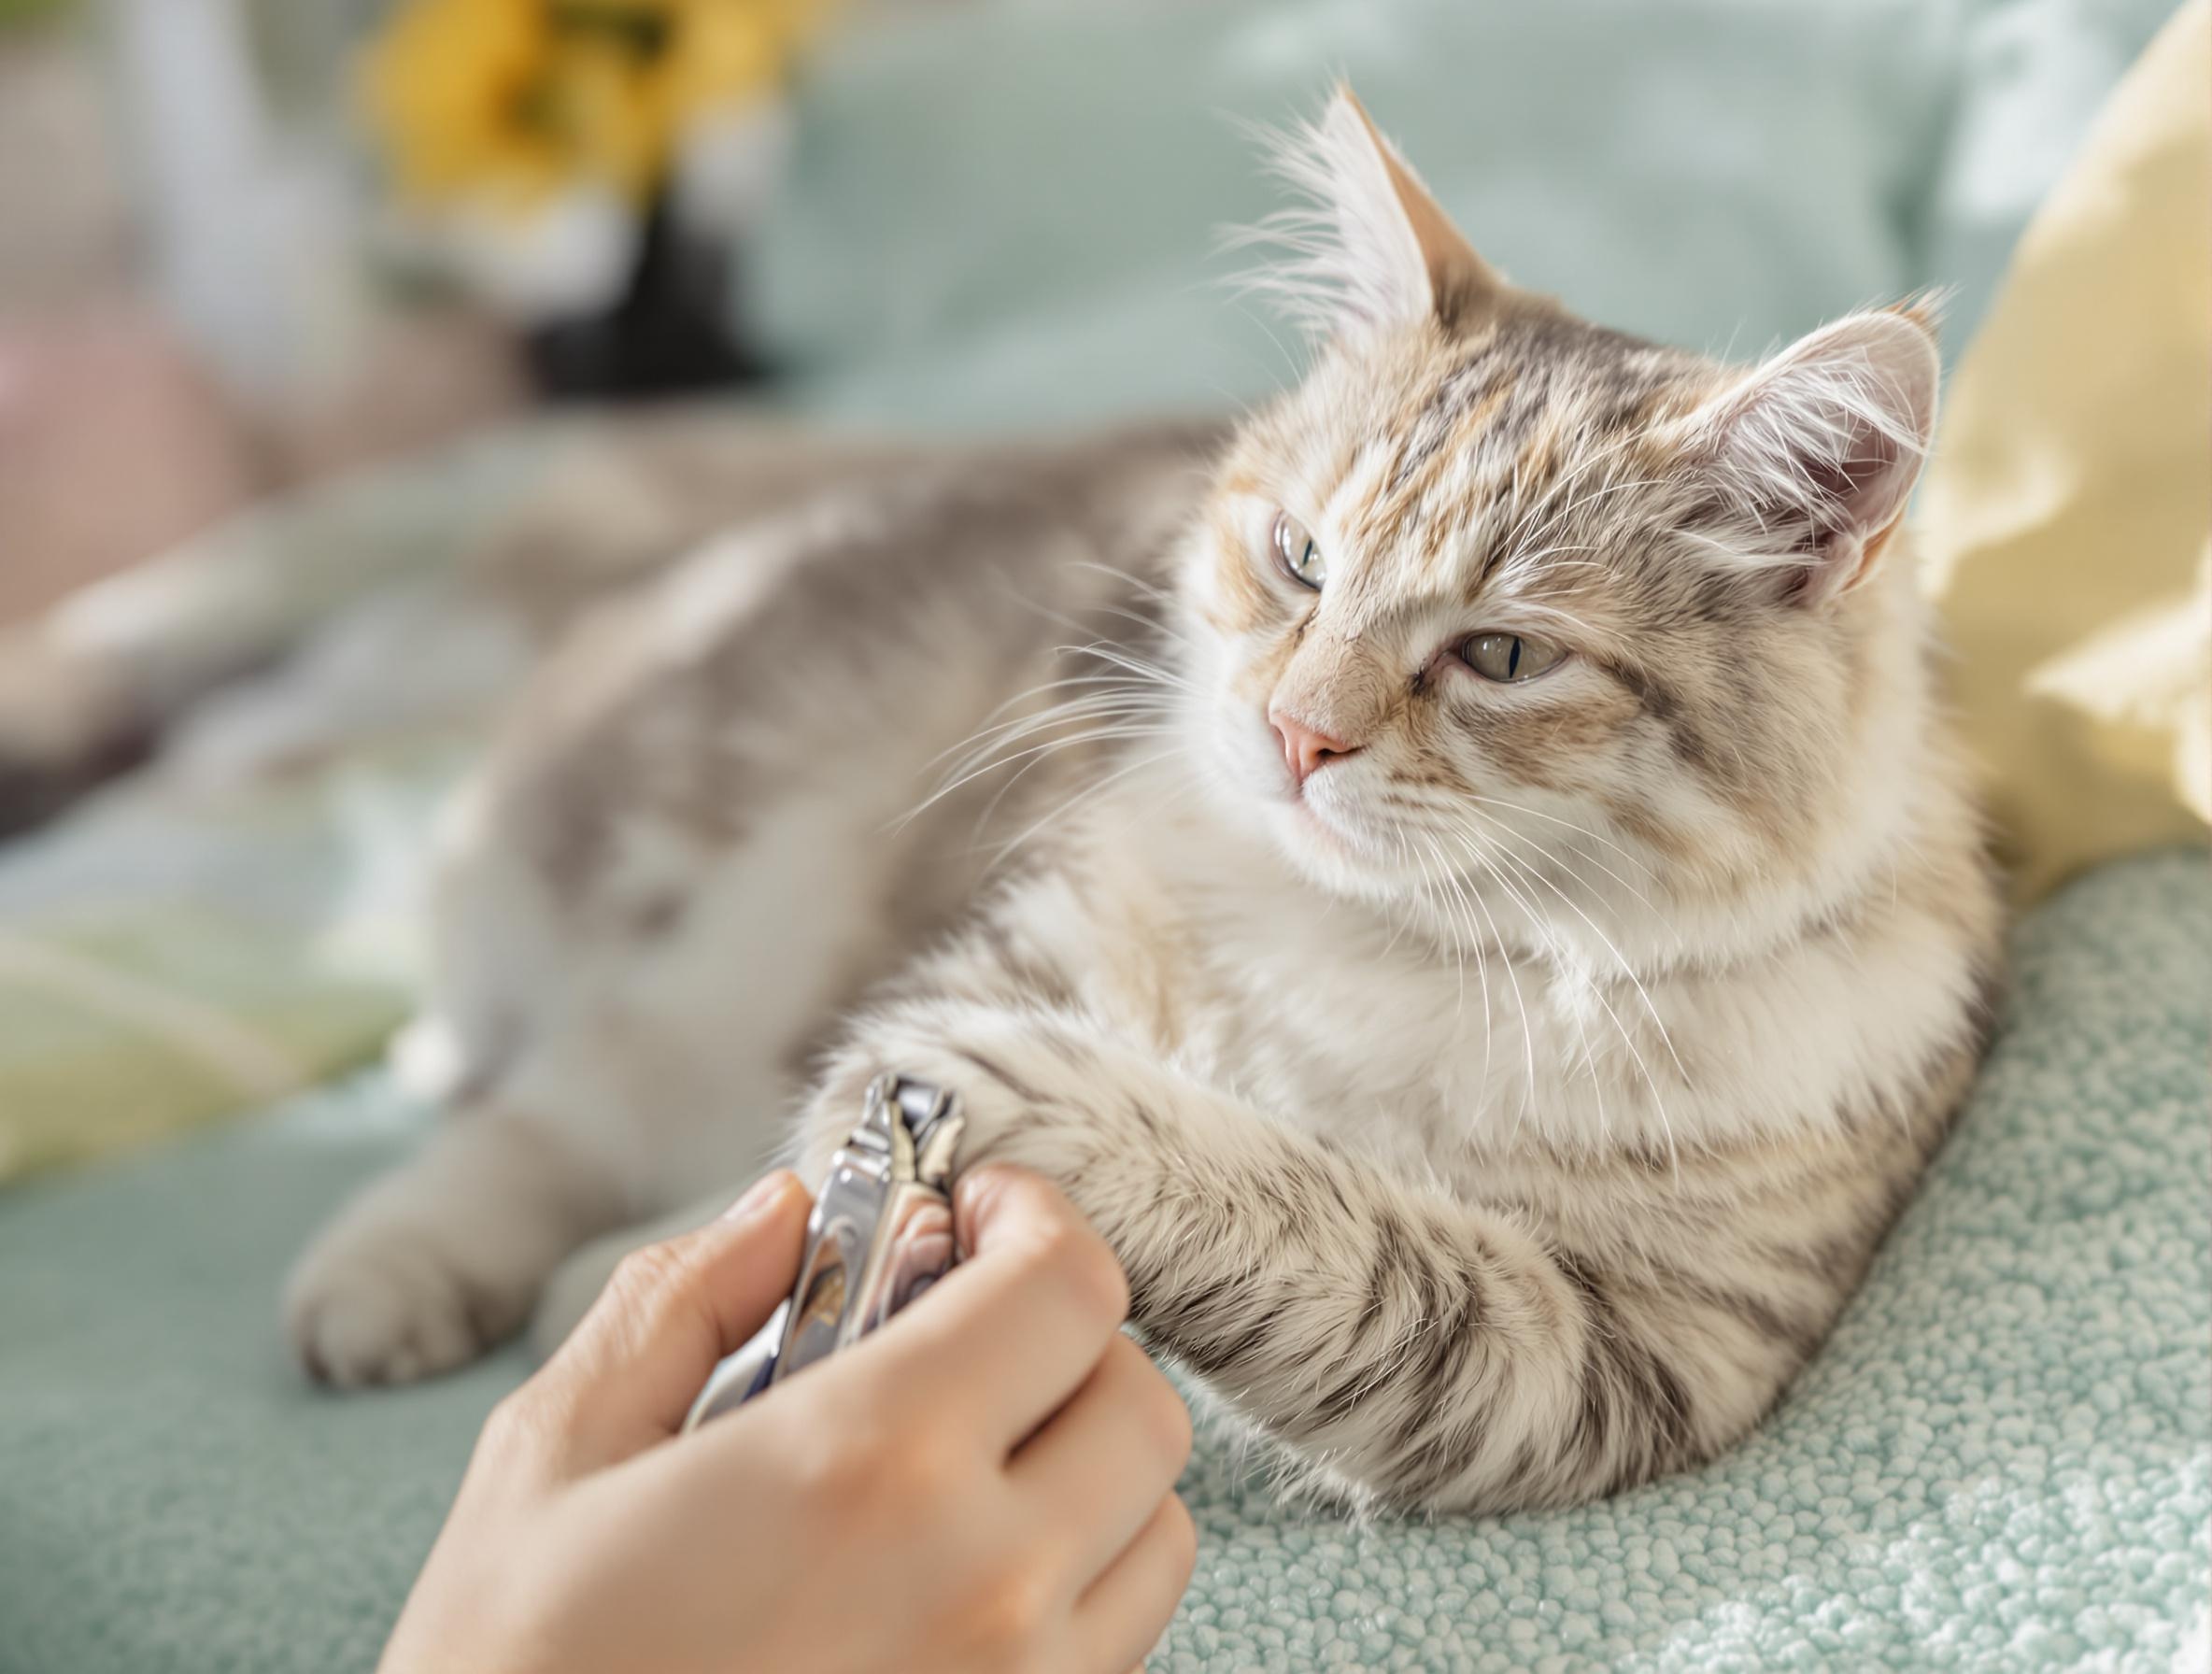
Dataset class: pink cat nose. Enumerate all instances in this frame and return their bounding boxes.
[1269,710,1359,787]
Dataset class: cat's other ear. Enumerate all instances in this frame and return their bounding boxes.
[1265,86,1504,338]
[1683,308,1941,605]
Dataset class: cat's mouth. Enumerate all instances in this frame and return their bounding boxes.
[1266,797,1449,909]
[1211,711,1410,883]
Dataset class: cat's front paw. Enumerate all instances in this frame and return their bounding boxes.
[798,1011,1089,1190]
[284,1213,526,1389]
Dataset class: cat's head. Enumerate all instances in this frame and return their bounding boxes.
[1177,90,1940,952]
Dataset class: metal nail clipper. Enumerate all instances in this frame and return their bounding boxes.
[682,1074,964,1431]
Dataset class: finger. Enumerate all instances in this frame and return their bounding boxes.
[1010,1335,1192,1586]
[817,1165,1129,1453]
[534,1172,811,1455]
[1069,1493,1197,1674]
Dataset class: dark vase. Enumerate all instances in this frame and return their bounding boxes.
[523,192,773,399]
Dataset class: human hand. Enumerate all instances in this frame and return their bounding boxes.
[379,1166,1196,1674]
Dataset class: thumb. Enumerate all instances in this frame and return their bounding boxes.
[537,1172,812,1462]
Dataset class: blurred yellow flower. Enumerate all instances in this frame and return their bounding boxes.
[362,0,825,214]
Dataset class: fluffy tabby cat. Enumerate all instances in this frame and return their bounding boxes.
[288,91,2001,1513]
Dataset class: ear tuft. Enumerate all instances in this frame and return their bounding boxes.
[1687,310,1940,604]
[1232,86,1502,341]
[1887,286,1954,336]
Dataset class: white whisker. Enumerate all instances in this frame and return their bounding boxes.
[986,746,1188,869]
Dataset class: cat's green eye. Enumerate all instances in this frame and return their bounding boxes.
[1271,512,1327,590]
[1462,632,1566,683]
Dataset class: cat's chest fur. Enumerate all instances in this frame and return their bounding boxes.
[986,757,1971,1196]
[1001,773,1647,1187]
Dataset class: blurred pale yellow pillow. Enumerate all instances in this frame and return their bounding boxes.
[1920,0,2211,905]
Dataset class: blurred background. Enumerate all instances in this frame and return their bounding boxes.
[0,0,2177,630]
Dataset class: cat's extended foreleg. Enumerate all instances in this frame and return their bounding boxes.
[799,1002,1794,1514]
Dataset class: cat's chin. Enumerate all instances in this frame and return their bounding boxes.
[1257,795,1422,902]
[1189,730,1422,901]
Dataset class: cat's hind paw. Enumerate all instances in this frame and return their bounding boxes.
[284,1230,517,1389]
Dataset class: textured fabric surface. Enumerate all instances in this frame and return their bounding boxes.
[1,853,2204,1673]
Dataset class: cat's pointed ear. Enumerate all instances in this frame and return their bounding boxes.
[1261,86,1505,338]
[1683,308,1941,605]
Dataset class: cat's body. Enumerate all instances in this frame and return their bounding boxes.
[288,93,2002,1512]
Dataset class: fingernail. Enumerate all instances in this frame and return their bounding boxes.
[719,1173,788,1224]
